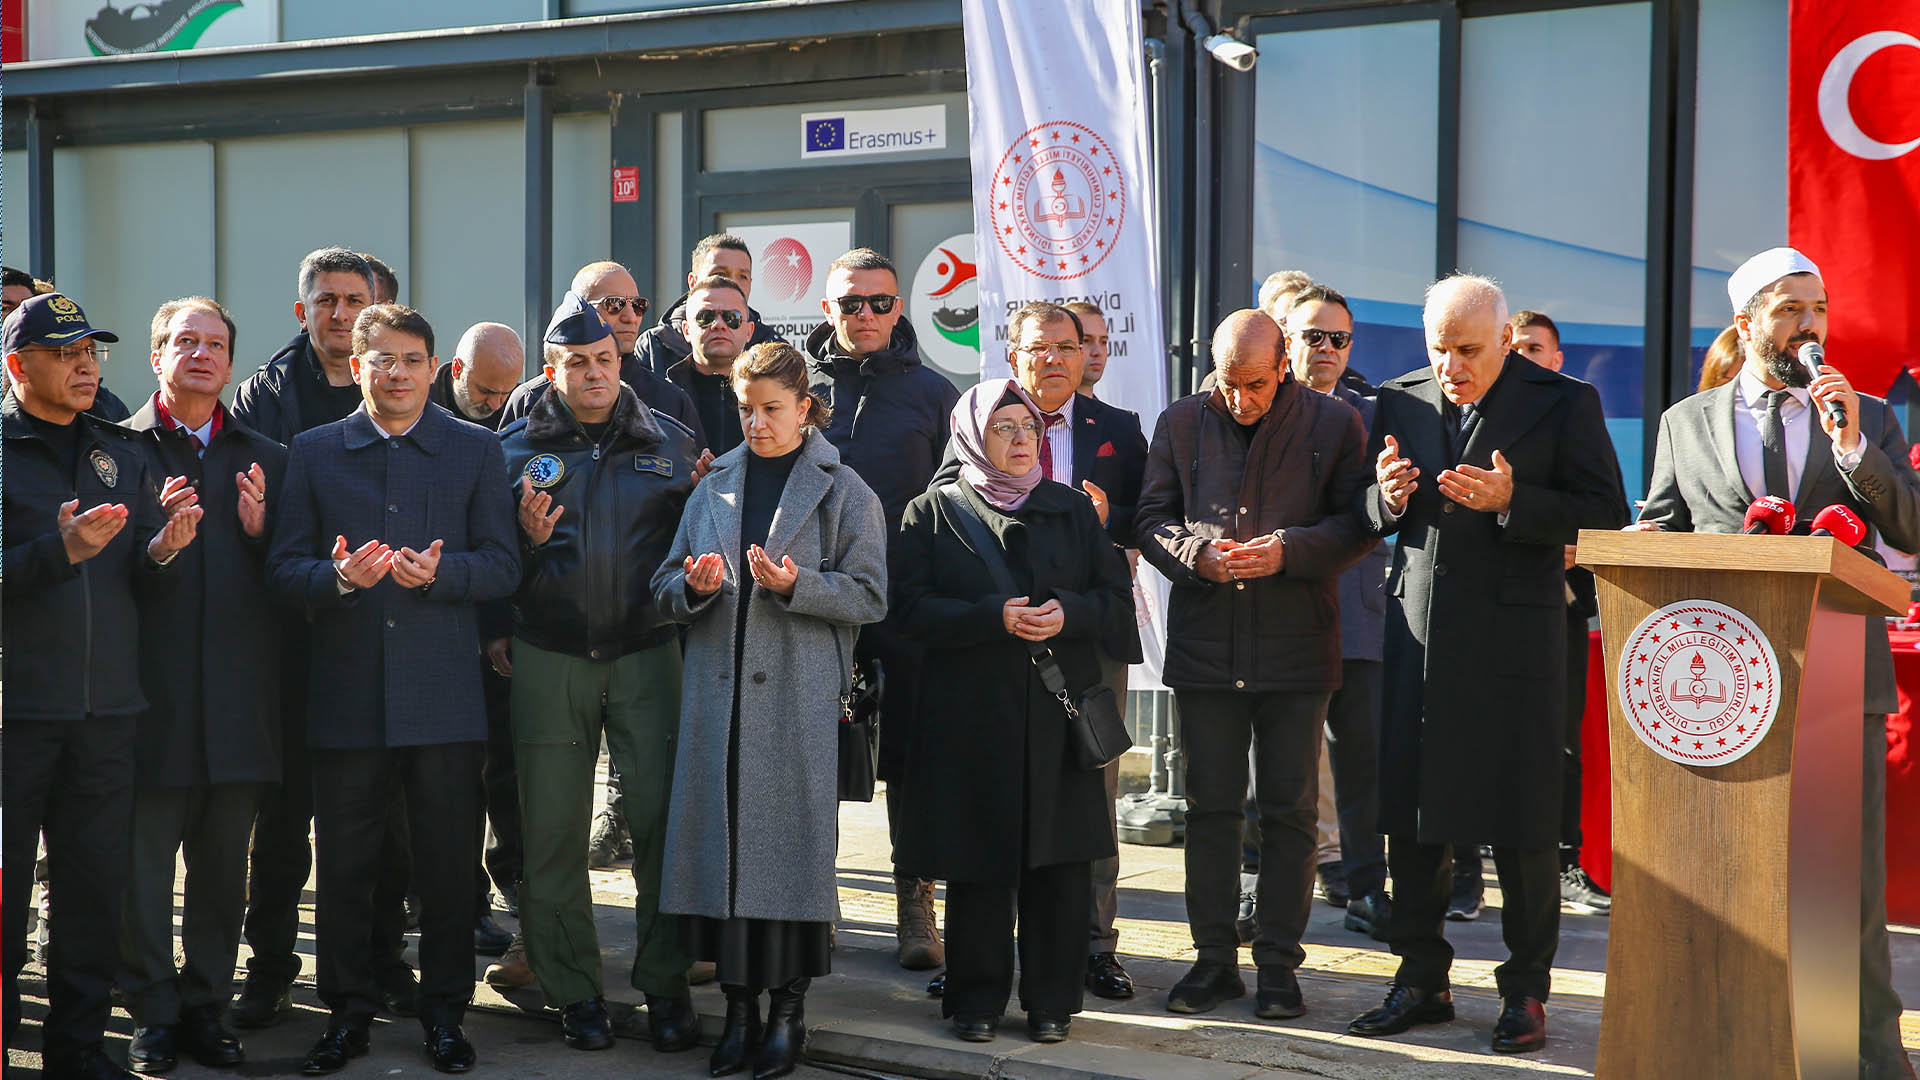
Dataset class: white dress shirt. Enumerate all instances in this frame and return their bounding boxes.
[1733,366,1860,501]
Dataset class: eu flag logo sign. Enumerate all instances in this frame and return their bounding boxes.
[807,117,846,151]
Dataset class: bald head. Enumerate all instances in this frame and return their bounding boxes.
[450,323,524,420]
[1210,310,1285,425]
[571,261,644,355]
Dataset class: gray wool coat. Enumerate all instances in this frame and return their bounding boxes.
[651,430,888,923]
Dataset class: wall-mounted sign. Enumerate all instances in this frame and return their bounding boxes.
[909,233,980,383]
[800,105,947,160]
[30,0,279,60]
[727,222,853,348]
[611,167,640,204]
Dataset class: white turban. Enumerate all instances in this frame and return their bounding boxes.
[1727,247,1822,315]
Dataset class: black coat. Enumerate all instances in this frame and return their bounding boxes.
[931,393,1151,556]
[499,384,698,659]
[805,318,960,535]
[2,390,173,720]
[124,399,287,786]
[1136,378,1374,692]
[1359,354,1627,847]
[267,405,521,749]
[494,352,705,449]
[891,481,1133,885]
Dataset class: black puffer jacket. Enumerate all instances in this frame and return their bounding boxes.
[498,384,699,659]
[804,318,960,534]
[2,389,173,719]
[231,331,363,447]
[635,291,786,378]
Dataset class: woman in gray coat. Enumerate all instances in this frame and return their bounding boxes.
[651,341,888,1080]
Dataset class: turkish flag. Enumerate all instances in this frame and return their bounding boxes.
[1788,3,1920,397]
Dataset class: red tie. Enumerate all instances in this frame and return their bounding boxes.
[1038,412,1062,480]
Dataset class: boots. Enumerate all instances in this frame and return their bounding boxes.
[586,809,628,869]
[709,985,762,1077]
[894,877,945,970]
[754,978,808,1080]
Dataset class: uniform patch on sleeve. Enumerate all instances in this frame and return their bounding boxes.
[634,454,673,477]
[523,453,566,489]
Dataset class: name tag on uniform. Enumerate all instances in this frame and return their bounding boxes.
[634,454,673,477]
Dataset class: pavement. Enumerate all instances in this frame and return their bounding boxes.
[8,764,1920,1079]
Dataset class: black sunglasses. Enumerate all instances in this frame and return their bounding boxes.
[692,308,745,330]
[831,294,899,316]
[595,295,650,319]
[1297,328,1352,349]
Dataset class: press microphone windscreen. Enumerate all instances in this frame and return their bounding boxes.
[1743,496,1797,535]
[1810,504,1867,547]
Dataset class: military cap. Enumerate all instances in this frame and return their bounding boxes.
[544,291,614,347]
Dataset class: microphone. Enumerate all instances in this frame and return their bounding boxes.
[1809,503,1867,546]
[1743,496,1797,535]
[1798,342,1848,429]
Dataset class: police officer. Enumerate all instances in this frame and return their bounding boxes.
[3,293,202,1080]
[493,294,702,1055]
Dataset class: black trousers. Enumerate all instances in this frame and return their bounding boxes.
[120,782,262,1026]
[1178,688,1329,969]
[1325,660,1386,899]
[1561,608,1590,857]
[476,665,522,910]
[1387,837,1559,1000]
[2,715,136,1062]
[943,861,1091,1020]
[312,742,483,1031]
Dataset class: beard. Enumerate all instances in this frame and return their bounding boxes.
[1751,334,1819,389]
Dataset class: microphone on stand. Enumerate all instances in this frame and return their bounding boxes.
[1798,342,1849,429]
[1742,496,1797,535]
[1809,504,1867,546]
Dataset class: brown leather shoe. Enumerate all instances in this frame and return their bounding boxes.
[483,936,535,989]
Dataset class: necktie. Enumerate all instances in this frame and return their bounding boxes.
[1449,403,1478,463]
[189,431,207,459]
[1760,389,1791,500]
[1038,412,1062,481]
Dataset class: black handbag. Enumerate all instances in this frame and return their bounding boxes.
[938,484,1131,770]
[834,629,882,802]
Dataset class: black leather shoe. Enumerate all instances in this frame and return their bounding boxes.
[1347,984,1454,1037]
[1343,891,1393,942]
[1166,960,1245,1014]
[425,1024,476,1073]
[1085,952,1134,1000]
[300,1024,370,1075]
[1255,967,1305,1019]
[1491,995,1547,1053]
[1315,861,1350,908]
[475,914,512,957]
[44,1046,140,1079]
[950,1014,997,1042]
[925,972,945,997]
[562,997,615,1051]
[710,986,762,1077]
[176,1008,245,1067]
[753,978,808,1080]
[229,981,292,1030]
[1025,1014,1070,1043]
[647,993,701,1053]
[128,1025,179,1073]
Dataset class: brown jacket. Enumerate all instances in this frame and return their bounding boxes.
[1135,376,1372,692]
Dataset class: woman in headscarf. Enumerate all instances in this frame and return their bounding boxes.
[652,341,888,1079]
[891,378,1136,1045]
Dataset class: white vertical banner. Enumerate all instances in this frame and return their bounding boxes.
[962,0,1170,692]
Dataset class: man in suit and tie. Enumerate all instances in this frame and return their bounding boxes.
[1635,246,1920,1080]
[1350,274,1627,1054]
[268,303,520,1075]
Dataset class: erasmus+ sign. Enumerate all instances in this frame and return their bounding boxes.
[801,105,948,160]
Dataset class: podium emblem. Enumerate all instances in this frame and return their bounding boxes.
[1617,599,1780,767]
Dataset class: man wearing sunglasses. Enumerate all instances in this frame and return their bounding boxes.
[804,247,961,973]
[664,277,756,456]
[1280,287,1392,943]
[496,262,703,447]
[637,234,785,385]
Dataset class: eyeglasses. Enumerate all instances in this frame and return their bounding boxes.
[23,343,106,366]
[986,419,1042,440]
[692,308,745,330]
[830,294,899,316]
[362,352,432,373]
[1297,328,1352,350]
[1014,340,1084,359]
[594,295,650,319]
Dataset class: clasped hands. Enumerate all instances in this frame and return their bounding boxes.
[1375,435,1515,515]
[1002,595,1064,642]
[334,534,443,590]
[1196,534,1284,583]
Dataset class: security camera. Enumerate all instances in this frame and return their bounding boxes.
[1203,33,1257,72]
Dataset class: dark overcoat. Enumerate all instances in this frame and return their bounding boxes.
[266,404,520,749]
[1360,354,1627,848]
[891,480,1135,886]
[125,399,288,786]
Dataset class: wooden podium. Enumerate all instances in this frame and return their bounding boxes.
[1577,531,1906,1079]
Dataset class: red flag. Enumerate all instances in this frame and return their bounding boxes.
[1788,3,1920,397]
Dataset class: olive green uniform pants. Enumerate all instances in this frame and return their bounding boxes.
[510,638,689,1006]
